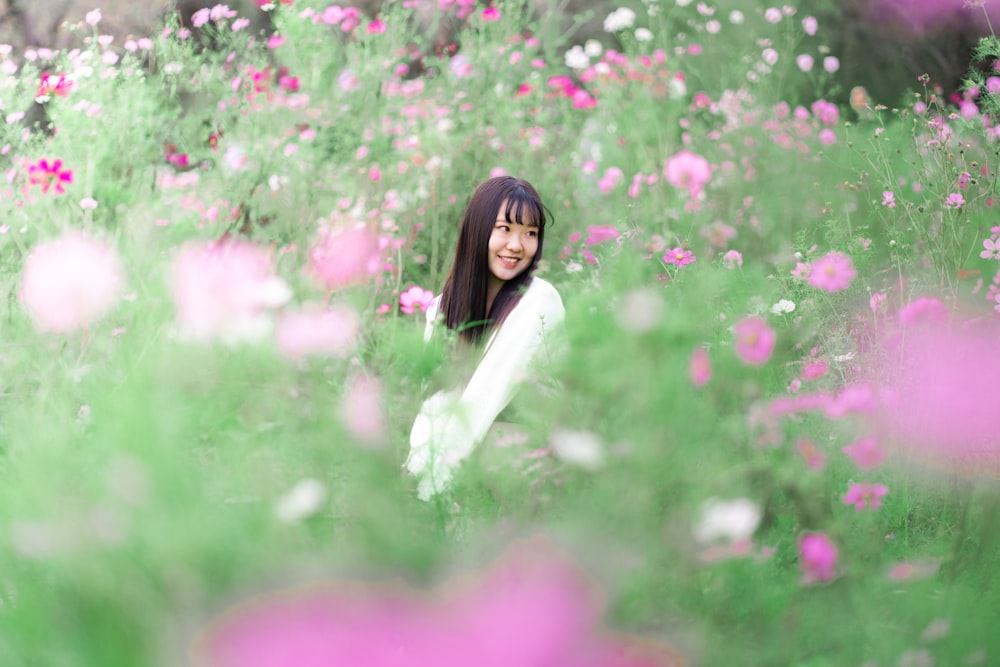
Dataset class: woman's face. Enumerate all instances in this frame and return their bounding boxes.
[487,200,539,287]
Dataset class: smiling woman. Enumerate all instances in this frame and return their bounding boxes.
[405,177,565,500]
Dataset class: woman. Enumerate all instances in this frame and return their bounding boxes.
[405,176,565,500]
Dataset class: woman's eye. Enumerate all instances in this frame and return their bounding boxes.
[527,230,538,237]
[496,225,510,232]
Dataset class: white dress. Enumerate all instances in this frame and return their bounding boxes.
[405,277,565,500]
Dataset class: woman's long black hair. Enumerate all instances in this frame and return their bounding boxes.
[439,176,551,344]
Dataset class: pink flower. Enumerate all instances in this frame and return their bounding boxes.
[881,191,896,208]
[194,535,678,667]
[801,358,828,381]
[19,231,124,334]
[818,128,836,145]
[689,347,712,387]
[981,238,1000,260]
[798,532,837,584]
[664,150,711,198]
[340,375,385,443]
[822,56,839,73]
[945,192,965,209]
[583,225,619,246]
[36,72,72,100]
[898,297,946,326]
[842,436,886,470]
[796,54,813,72]
[85,9,102,26]
[27,158,73,194]
[275,305,359,359]
[721,250,743,269]
[366,20,386,34]
[308,224,381,291]
[399,286,435,315]
[876,321,1000,475]
[802,16,818,34]
[869,293,886,312]
[662,247,696,267]
[481,6,501,21]
[958,171,971,189]
[796,439,826,470]
[171,240,291,343]
[733,316,776,365]
[807,251,856,292]
[842,482,888,511]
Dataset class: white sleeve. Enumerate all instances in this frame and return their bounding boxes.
[405,281,565,500]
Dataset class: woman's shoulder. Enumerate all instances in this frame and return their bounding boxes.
[525,276,563,305]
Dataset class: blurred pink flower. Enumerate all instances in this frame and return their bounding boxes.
[732,316,776,365]
[399,286,435,315]
[481,6,500,21]
[945,192,965,209]
[876,321,1000,475]
[584,225,619,246]
[898,297,946,326]
[276,305,359,359]
[842,482,888,511]
[798,532,837,584]
[171,240,291,343]
[19,231,124,334]
[366,20,386,34]
[981,238,1000,260]
[662,248,696,267]
[881,191,896,208]
[800,358,828,381]
[664,150,711,198]
[807,251,856,292]
[869,293,887,312]
[842,436,886,470]
[721,250,743,269]
[340,375,385,444]
[689,347,711,387]
[802,16,818,34]
[308,224,381,292]
[195,536,683,667]
[796,54,813,72]
[796,439,826,470]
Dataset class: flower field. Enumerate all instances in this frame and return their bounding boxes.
[1,0,999,665]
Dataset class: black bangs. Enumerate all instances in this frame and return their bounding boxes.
[503,192,543,227]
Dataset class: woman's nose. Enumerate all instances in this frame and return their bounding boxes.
[506,234,523,250]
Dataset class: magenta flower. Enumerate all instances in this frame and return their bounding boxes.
[195,536,680,667]
[663,150,711,198]
[689,347,712,387]
[481,6,501,21]
[662,247,696,267]
[798,532,838,584]
[275,305,359,359]
[842,436,886,470]
[27,158,73,194]
[583,225,619,246]
[308,224,381,292]
[19,231,124,334]
[366,20,386,34]
[807,251,856,292]
[945,192,965,209]
[399,286,435,315]
[842,482,888,511]
[732,316,776,365]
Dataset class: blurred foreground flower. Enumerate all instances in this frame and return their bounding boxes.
[549,428,605,470]
[692,497,761,544]
[171,240,291,343]
[20,231,124,334]
[194,536,685,667]
[875,320,1000,477]
[340,375,385,444]
[308,223,381,291]
[274,478,326,523]
[275,305,358,359]
[732,316,775,365]
[798,532,838,584]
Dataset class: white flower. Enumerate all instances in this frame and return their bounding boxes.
[550,428,605,470]
[603,7,636,32]
[564,45,589,70]
[615,287,663,333]
[693,498,762,543]
[584,39,603,57]
[676,0,693,6]
[769,299,796,315]
[634,28,653,42]
[274,478,326,522]
[729,10,745,24]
